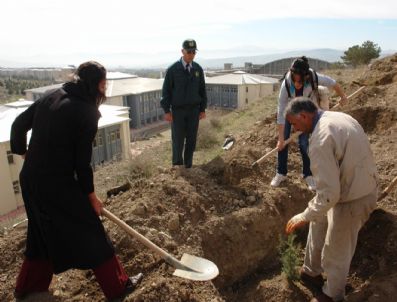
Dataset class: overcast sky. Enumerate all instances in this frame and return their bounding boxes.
[1,0,397,66]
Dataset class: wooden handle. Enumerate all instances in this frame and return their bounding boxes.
[252,131,301,166]
[378,176,397,202]
[252,86,366,167]
[101,208,170,260]
[331,86,366,110]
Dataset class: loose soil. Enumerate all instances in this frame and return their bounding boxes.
[1,55,396,301]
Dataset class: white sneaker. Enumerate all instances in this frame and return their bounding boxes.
[305,176,316,191]
[270,173,287,187]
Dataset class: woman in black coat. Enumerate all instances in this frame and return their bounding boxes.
[10,61,142,300]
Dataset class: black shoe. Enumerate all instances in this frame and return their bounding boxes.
[108,273,144,302]
[310,291,334,302]
[14,290,27,300]
[299,268,325,292]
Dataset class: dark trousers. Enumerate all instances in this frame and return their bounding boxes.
[277,119,312,177]
[15,255,128,300]
[171,106,200,168]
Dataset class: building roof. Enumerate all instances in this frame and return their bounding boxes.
[25,76,163,98]
[97,104,130,128]
[0,100,34,143]
[0,100,130,143]
[205,71,279,85]
[106,72,137,80]
[106,77,163,97]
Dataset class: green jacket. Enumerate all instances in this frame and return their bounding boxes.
[160,59,207,113]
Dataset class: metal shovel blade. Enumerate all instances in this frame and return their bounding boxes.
[172,253,219,281]
[102,208,219,281]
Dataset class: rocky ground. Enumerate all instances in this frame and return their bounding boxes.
[0,55,396,301]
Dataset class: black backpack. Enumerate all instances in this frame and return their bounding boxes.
[282,69,319,98]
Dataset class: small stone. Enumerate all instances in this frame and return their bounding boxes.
[247,196,256,204]
[168,215,180,231]
[132,202,147,216]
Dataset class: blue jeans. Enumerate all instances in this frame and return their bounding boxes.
[277,120,312,177]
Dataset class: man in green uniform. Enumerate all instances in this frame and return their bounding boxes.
[161,39,207,168]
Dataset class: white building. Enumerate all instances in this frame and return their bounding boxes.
[25,73,165,133]
[205,71,279,109]
[0,99,131,216]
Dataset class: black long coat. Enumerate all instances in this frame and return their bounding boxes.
[10,82,114,274]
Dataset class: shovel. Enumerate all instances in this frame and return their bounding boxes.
[101,208,219,281]
[251,86,366,167]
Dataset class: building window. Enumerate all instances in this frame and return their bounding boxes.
[246,87,249,93]
[98,133,103,146]
[116,129,120,140]
[7,151,14,164]
[246,98,248,104]
[13,181,20,194]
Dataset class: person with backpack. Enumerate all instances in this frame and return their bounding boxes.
[270,56,348,190]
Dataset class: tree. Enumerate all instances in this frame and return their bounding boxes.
[342,41,381,67]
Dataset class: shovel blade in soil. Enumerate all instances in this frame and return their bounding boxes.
[172,253,219,281]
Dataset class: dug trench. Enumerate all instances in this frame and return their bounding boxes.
[1,55,397,301]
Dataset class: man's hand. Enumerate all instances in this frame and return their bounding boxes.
[88,192,103,216]
[286,213,308,234]
[276,139,285,151]
[199,112,206,120]
[338,95,348,107]
[164,112,173,122]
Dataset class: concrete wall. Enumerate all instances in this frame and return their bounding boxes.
[106,96,123,107]
[0,142,23,215]
[237,84,273,108]
[120,120,131,160]
[92,121,131,166]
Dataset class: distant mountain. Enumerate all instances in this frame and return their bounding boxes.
[195,49,346,69]
[1,48,395,69]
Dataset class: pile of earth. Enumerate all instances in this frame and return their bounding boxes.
[0,54,396,301]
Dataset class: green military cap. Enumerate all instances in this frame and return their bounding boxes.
[182,39,198,51]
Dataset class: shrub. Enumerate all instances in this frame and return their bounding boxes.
[196,121,219,150]
[209,118,222,129]
[279,234,302,281]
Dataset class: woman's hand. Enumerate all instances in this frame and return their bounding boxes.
[88,192,103,216]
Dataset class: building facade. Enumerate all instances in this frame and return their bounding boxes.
[26,73,166,139]
[251,57,331,76]
[205,71,279,109]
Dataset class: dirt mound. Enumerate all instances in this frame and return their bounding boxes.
[358,54,397,86]
[1,55,397,301]
[348,106,397,133]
